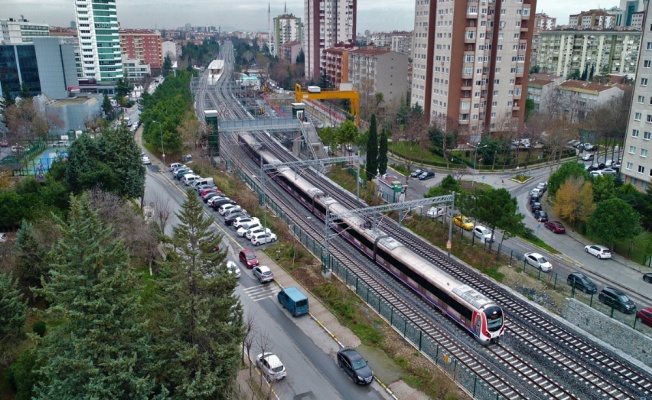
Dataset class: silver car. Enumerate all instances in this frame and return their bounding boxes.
[524,252,553,272]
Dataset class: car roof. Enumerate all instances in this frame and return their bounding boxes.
[339,347,363,360]
[240,249,254,255]
[258,352,283,368]
[527,252,543,258]
[257,265,271,272]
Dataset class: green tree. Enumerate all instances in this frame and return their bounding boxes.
[0,272,28,347]
[318,126,338,150]
[102,94,113,118]
[548,161,588,200]
[15,220,49,291]
[100,124,146,199]
[33,194,161,399]
[162,55,173,77]
[338,120,358,148]
[19,82,33,99]
[586,198,642,248]
[424,174,460,198]
[114,78,133,98]
[591,174,616,202]
[64,134,118,194]
[378,126,388,175]
[365,114,378,180]
[156,189,244,397]
[474,188,525,243]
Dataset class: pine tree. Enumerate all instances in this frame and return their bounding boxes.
[33,194,161,399]
[15,220,48,291]
[156,188,244,398]
[0,272,28,346]
[99,124,146,199]
[365,114,378,180]
[378,126,389,176]
[102,94,113,118]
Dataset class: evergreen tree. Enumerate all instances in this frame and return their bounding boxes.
[33,194,161,399]
[100,124,146,199]
[156,189,244,398]
[0,272,28,346]
[19,82,33,100]
[162,55,173,77]
[365,114,378,180]
[64,134,119,194]
[378,126,388,175]
[102,94,113,118]
[15,220,49,290]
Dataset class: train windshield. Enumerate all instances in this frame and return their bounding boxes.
[484,306,504,332]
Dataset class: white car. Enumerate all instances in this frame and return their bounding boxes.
[524,252,553,272]
[246,227,270,240]
[207,196,229,207]
[221,205,242,217]
[141,156,151,165]
[473,225,493,243]
[0,232,7,243]
[426,206,446,219]
[169,162,183,171]
[584,244,612,259]
[218,204,237,215]
[234,217,259,229]
[255,352,286,380]
[225,260,241,278]
[252,232,278,246]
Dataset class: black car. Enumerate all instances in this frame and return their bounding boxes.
[211,198,236,210]
[336,347,374,385]
[529,195,540,205]
[224,211,248,225]
[531,202,542,212]
[418,171,435,180]
[534,210,548,222]
[567,272,597,294]
[587,163,600,172]
[644,273,652,283]
[598,287,636,314]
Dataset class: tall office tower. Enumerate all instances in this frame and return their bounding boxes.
[75,0,123,82]
[621,1,652,190]
[621,0,647,26]
[304,0,356,81]
[411,0,536,141]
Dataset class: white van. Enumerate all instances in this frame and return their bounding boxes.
[181,173,197,185]
[193,177,214,188]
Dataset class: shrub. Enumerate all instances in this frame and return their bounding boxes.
[32,320,46,337]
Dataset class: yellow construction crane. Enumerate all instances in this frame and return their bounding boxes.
[294,83,360,126]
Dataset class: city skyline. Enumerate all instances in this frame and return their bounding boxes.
[5,0,610,33]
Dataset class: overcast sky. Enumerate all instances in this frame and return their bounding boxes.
[4,0,613,33]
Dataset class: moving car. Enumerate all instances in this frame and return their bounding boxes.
[544,220,566,234]
[238,249,258,268]
[253,265,274,283]
[584,245,612,259]
[453,215,474,231]
[566,272,597,294]
[598,287,636,314]
[255,352,286,380]
[277,286,309,317]
[337,347,374,385]
[141,156,151,165]
[418,171,435,180]
[636,307,652,327]
[524,252,553,272]
[581,153,594,161]
[473,225,493,243]
[643,273,652,283]
[225,260,241,279]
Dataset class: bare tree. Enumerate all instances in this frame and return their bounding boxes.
[153,191,173,235]
[178,117,205,151]
[4,99,50,149]
[243,312,257,378]
[255,330,279,399]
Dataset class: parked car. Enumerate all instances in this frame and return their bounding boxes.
[473,225,493,243]
[426,206,446,219]
[222,206,244,218]
[246,227,270,240]
[534,210,548,222]
[202,192,220,203]
[53,140,69,147]
[225,260,241,279]
[251,232,278,246]
[581,153,594,161]
[598,287,636,314]
[453,215,474,231]
[224,211,249,225]
[0,141,8,147]
[584,244,612,259]
[587,163,600,172]
[536,182,548,193]
[544,220,566,233]
[583,143,596,151]
[169,162,183,171]
[238,249,258,268]
[253,265,274,283]
[524,252,553,272]
[529,195,541,205]
[418,171,435,180]
[636,307,652,327]
[255,352,286,380]
[211,198,236,210]
[218,204,238,215]
[337,347,374,385]
[644,273,652,283]
[566,272,597,294]
[531,202,542,212]
[410,169,423,178]
[530,188,541,197]
[233,217,259,229]
[237,223,261,237]
[600,168,618,175]
[589,171,603,178]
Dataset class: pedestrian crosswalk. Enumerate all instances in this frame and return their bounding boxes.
[242,285,280,302]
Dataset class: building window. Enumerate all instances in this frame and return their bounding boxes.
[638,95,645,103]
[648,42,652,50]
[645,131,651,140]
[626,162,633,170]
[638,165,645,173]
[633,129,640,137]
[629,145,636,154]
[647,114,652,123]
[645,60,652,68]
[635,112,642,121]
[642,78,649,86]
[642,149,648,157]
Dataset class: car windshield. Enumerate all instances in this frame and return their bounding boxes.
[351,357,367,370]
[262,271,272,276]
[537,256,548,263]
[617,294,630,302]
[271,365,284,373]
[246,254,255,260]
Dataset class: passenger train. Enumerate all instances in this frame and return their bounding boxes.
[239,133,505,344]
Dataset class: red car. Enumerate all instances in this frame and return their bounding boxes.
[239,249,259,269]
[544,220,566,234]
[636,307,652,328]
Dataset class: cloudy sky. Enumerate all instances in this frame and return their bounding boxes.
[4,0,611,33]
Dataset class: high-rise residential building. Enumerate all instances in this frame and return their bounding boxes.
[568,10,618,29]
[0,17,49,44]
[411,0,535,140]
[534,29,641,78]
[368,31,413,55]
[119,29,163,75]
[304,0,356,81]
[348,48,409,110]
[622,1,652,190]
[271,12,302,58]
[534,13,556,31]
[75,0,123,82]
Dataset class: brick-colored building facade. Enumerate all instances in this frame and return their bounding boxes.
[119,29,162,75]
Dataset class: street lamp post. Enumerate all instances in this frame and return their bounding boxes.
[153,121,165,166]
[467,142,486,187]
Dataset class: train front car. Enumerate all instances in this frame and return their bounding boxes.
[453,285,505,344]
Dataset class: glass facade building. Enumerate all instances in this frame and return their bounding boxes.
[0,44,40,98]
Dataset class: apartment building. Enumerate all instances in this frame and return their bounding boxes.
[553,80,624,122]
[304,0,356,81]
[323,46,354,84]
[411,0,535,140]
[119,29,163,75]
[526,73,563,111]
[531,13,557,75]
[348,48,409,109]
[0,18,49,44]
[568,10,618,29]
[271,13,302,58]
[281,41,303,64]
[535,29,641,78]
[75,0,123,82]
[622,2,652,190]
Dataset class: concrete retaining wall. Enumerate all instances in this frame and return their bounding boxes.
[561,298,652,366]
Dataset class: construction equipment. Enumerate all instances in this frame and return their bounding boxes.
[294,83,360,126]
